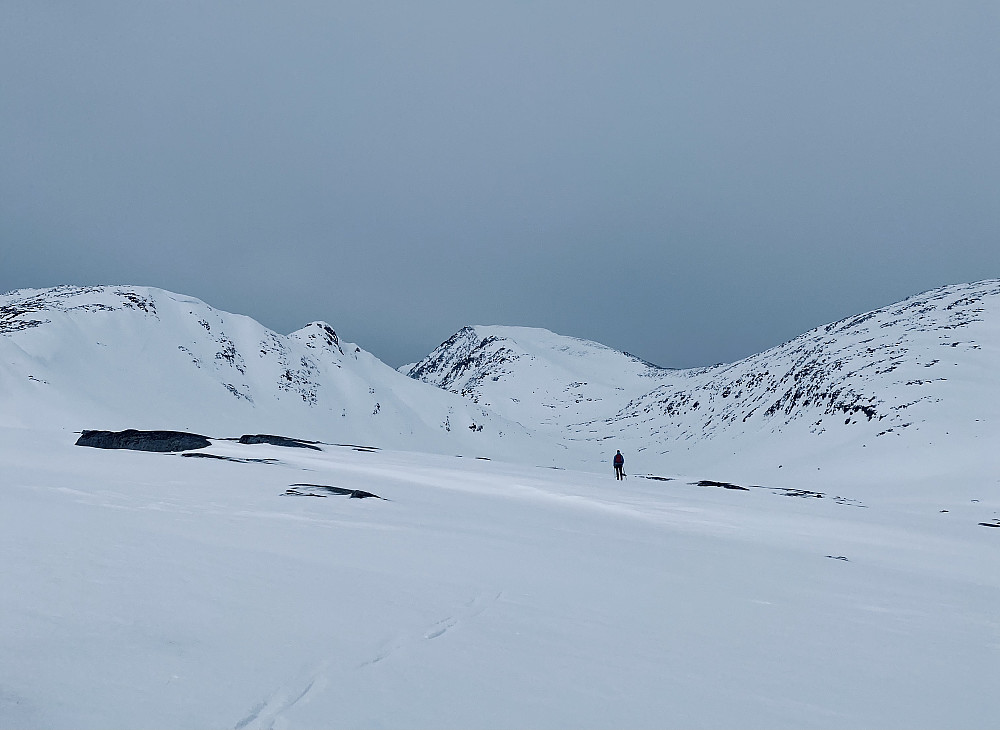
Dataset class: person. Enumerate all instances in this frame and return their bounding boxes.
[613,450,625,480]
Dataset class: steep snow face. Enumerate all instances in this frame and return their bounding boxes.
[0,286,534,456]
[406,282,1000,480]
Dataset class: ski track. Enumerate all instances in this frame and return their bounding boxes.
[360,590,502,667]
[234,663,327,730]
[234,592,501,728]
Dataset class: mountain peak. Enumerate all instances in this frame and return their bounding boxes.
[404,323,672,425]
[290,321,345,356]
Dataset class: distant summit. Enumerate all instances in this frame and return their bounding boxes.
[403,324,672,429]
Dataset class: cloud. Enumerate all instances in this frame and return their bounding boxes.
[2,1,998,367]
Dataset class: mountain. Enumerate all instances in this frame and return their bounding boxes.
[3,282,998,727]
[405,280,1000,481]
[3,280,997,481]
[0,285,533,456]
[403,324,672,427]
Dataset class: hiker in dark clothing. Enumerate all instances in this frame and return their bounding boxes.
[613,450,625,480]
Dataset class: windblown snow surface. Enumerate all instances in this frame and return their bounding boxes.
[1,283,998,729]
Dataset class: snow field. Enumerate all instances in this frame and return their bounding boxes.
[1,426,997,729]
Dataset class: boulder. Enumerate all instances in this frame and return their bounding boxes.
[76,429,211,452]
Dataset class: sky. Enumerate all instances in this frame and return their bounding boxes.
[2,2,998,369]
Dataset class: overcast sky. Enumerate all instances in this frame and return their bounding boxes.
[2,2,998,368]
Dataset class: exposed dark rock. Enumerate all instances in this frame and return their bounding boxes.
[285,483,383,499]
[76,429,210,452]
[825,555,850,561]
[777,488,824,499]
[979,520,1000,528]
[685,479,867,507]
[640,475,673,482]
[238,434,322,450]
[328,443,380,453]
[181,453,279,464]
[405,327,520,396]
[298,322,345,355]
[694,479,749,491]
[768,487,866,507]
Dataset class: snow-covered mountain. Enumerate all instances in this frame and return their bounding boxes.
[3,281,998,728]
[0,285,531,456]
[405,280,1000,480]
[3,280,997,480]
[404,324,672,427]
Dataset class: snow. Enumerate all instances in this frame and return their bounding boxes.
[2,427,998,728]
[407,280,1000,485]
[2,282,998,728]
[0,286,538,458]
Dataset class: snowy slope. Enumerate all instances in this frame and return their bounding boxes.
[406,281,1000,482]
[1,426,998,729]
[611,280,999,447]
[0,286,532,457]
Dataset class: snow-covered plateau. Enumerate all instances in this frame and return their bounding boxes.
[1,282,998,728]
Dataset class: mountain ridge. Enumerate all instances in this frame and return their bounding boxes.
[3,280,998,480]
[0,285,533,457]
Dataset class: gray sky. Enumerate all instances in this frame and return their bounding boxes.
[2,2,998,368]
